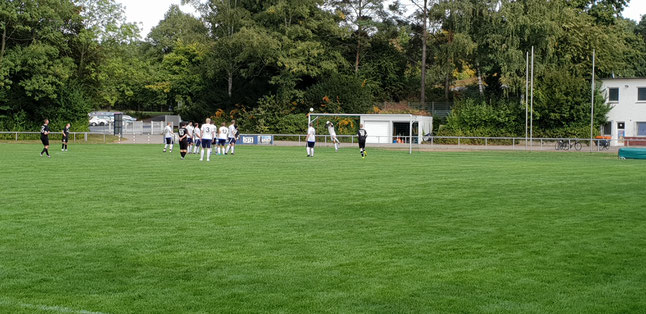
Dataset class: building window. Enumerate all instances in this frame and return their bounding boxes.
[602,122,612,135]
[608,88,619,102]
[639,88,646,101]
[638,122,646,136]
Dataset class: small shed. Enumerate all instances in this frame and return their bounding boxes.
[359,114,433,144]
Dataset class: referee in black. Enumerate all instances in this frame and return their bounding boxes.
[40,119,51,158]
[358,123,368,159]
[61,123,70,151]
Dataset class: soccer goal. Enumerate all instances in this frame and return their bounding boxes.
[308,113,430,154]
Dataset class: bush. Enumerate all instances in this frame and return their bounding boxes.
[437,98,523,138]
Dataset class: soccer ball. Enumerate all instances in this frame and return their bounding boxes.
[309,108,314,112]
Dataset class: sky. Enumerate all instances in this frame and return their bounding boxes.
[117,0,646,38]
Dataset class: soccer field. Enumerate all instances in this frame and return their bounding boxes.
[0,144,644,313]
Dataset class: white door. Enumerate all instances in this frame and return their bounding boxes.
[364,121,390,143]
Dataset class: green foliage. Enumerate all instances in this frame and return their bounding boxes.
[1,0,646,136]
[242,94,307,133]
[304,74,373,114]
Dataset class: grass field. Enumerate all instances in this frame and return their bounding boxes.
[0,144,645,313]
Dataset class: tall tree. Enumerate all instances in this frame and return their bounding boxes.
[410,0,433,104]
[147,5,209,55]
[331,0,385,73]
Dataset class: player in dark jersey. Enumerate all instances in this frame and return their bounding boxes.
[61,123,70,152]
[40,119,51,158]
[178,122,189,159]
[358,124,368,159]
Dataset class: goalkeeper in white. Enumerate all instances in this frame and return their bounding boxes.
[326,121,340,152]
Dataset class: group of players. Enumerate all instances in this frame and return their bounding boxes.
[37,117,368,159]
[162,118,368,159]
[163,118,238,161]
[306,120,368,159]
[39,119,71,158]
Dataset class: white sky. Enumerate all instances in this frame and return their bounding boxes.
[118,0,198,37]
[118,0,646,38]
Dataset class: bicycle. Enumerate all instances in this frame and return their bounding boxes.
[555,139,582,151]
[597,139,610,151]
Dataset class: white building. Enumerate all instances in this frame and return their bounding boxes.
[359,114,433,144]
[601,78,646,145]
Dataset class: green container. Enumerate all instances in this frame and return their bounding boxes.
[618,147,646,160]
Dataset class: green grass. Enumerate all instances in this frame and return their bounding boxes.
[0,144,644,313]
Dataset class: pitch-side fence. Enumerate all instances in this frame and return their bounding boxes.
[0,131,623,152]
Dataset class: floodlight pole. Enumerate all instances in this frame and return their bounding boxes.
[530,46,534,151]
[525,51,529,150]
[590,49,595,152]
[409,114,413,155]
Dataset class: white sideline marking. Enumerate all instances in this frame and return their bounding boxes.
[0,299,107,314]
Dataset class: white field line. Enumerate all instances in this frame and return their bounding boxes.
[0,299,107,314]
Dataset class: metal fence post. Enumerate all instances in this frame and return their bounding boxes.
[485,138,488,147]
[512,138,515,149]
[458,137,461,147]
[540,139,543,150]
[15,132,18,141]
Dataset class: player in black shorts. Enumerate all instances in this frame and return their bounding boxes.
[178,122,189,159]
[40,119,51,158]
[358,124,368,159]
[61,123,70,151]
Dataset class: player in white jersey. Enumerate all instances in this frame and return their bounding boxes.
[326,121,340,152]
[306,123,316,157]
[216,122,229,155]
[186,121,194,153]
[163,122,173,152]
[199,118,215,161]
[225,120,237,155]
[193,123,201,154]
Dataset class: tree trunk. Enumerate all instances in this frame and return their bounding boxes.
[0,27,6,65]
[420,0,428,105]
[227,70,233,98]
[477,66,484,95]
[355,2,362,74]
[78,49,85,78]
[445,74,450,100]
[355,26,361,73]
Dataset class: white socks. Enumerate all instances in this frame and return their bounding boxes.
[200,149,205,160]
[334,143,338,151]
[226,145,230,154]
[207,148,212,160]
[307,147,314,156]
[169,144,173,151]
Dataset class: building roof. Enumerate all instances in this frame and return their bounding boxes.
[601,77,646,80]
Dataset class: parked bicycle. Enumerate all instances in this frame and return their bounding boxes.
[597,139,610,151]
[556,139,582,151]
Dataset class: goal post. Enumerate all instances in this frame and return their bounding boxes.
[308,113,418,154]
